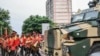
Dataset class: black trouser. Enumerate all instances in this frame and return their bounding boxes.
[20,46,24,56]
[1,48,6,56]
[9,50,16,56]
[31,50,41,56]
[15,47,20,56]
[25,48,31,56]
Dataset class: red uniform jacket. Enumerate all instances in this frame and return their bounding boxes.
[20,37,26,46]
[9,38,16,51]
[25,37,32,48]
[14,37,20,47]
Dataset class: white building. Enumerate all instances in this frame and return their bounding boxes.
[46,0,72,25]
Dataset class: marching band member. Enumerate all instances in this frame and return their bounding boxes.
[14,34,20,56]
[1,35,8,56]
[25,33,32,56]
[31,31,42,56]
[31,32,37,56]
[9,32,17,56]
[20,33,26,56]
[0,30,44,56]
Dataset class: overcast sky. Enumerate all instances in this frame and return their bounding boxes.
[0,0,91,35]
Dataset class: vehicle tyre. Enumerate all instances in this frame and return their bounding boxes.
[87,44,100,56]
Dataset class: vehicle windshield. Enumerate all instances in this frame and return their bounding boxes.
[72,14,84,23]
[65,26,81,32]
[84,11,98,20]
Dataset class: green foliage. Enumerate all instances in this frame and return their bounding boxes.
[22,15,54,34]
[0,8,11,35]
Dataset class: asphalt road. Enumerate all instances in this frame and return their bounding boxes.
[0,48,46,56]
[89,52,100,56]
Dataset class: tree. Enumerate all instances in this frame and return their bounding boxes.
[0,8,12,36]
[22,15,54,34]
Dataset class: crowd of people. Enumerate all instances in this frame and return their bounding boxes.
[0,31,43,56]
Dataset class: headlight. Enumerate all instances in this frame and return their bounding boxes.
[62,44,69,53]
[62,45,69,56]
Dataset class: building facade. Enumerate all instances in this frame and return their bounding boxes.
[46,0,72,25]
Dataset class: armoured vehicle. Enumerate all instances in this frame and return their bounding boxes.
[42,0,100,56]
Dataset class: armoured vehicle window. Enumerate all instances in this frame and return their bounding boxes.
[88,21,98,26]
[66,26,81,32]
[84,11,98,20]
[72,14,84,23]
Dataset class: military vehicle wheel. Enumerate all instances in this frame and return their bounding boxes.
[88,44,100,56]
